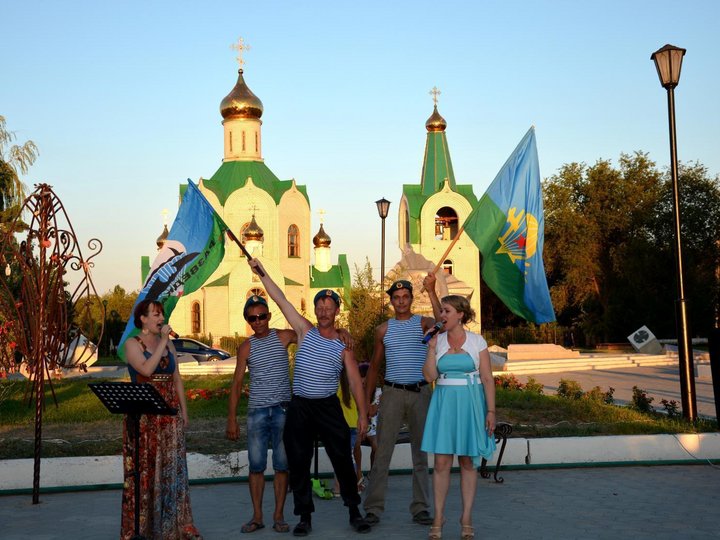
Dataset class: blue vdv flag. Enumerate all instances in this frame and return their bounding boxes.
[463,127,555,323]
[118,180,227,359]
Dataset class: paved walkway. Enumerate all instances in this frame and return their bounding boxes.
[517,365,718,418]
[2,464,719,539]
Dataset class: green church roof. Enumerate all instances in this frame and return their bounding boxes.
[310,254,352,307]
[199,160,309,206]
[205,273,230,287]
[421,131,456,196]
[400,119,479,244]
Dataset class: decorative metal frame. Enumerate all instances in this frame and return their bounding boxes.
[479,421,513,483]
[0,183,103,503]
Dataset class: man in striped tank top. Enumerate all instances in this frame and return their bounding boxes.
[248,258,372,536]
[363,275,441,527]
[226,295,296,534]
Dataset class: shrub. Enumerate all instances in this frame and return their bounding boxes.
[494,374,525,391]
[630,386,654,413]
[524,376,544,395]
[557,378,584,400]
[219,334,246,356]
[584,385,615,404]
[660,398,680,418]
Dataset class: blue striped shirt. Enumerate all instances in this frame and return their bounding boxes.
[247,330,291,408]
[293,328,345,398]
[384,314,427,384]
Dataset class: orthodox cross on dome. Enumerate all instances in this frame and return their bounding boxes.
[231,37,252,69]
[318,208,326,224]
[161,208,169,226]
[429,86,441,106]
[248,203,258,216]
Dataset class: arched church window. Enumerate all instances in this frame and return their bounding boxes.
[242,131,246,151]
[442,259,454,275]
[229,131,233,153]
[288,225,300,257]
[247,288,266,300]
[191,301,201,334]
[255,132,259,152]
[435,207,459,240]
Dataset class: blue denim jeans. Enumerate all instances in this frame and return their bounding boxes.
[246,403,288,473]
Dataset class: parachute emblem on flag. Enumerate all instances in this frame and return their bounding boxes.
[496,207,538,271]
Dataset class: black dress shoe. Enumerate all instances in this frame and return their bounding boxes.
[350,516,371,534]
[293,520,312,537]
[364,513,380,525]
[412,511,434,525]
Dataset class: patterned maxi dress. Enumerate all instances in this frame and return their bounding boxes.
[121,338,202,539]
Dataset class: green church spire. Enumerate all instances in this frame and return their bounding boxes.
[420,87,456,196]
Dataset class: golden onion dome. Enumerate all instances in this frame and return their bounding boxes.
[313,224,331,248]
[243,215,264,242]
[220,69,264,120]
[425,105,447,132]
[156,224,169,250]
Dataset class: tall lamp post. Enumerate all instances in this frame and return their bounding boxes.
[375,198,391,310]
[651,44,697,421]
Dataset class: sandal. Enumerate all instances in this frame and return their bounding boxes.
[428,523,443,540]
[241,520,265,533]
[461,524,475,540]
[272,520,290,533]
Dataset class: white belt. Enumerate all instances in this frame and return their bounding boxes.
[436,371,481,386]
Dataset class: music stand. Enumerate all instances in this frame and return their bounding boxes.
[89,382,177,540]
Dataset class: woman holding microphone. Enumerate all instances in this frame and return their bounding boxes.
[421,295,496,540]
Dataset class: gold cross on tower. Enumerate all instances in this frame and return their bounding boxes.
[318,209,326,224]
[161,208,169,226]
[429,86,441,106]
[231,37,252,69]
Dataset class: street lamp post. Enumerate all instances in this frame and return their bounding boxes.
[375,198,391,311]
[651,43,697,421]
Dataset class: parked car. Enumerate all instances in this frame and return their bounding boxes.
[171,338,232,362]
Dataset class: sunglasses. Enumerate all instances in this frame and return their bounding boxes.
[247,313,269,323]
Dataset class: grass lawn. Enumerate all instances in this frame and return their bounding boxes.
[0,375,716,460]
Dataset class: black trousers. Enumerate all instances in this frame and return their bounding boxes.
[283,394,360,516]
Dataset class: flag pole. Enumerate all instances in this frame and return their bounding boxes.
[225,229,265,277]
[421,225,466,292]
[430,225,465,275]
[187,180,266,277]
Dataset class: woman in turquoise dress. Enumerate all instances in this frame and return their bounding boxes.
[122,299,202,539]
[421,295,496,540]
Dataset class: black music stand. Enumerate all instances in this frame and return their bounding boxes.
[89,382,177,540]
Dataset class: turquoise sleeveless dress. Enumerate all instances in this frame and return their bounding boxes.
[421,353,496,461]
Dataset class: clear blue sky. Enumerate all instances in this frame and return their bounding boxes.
[3,0,719,294]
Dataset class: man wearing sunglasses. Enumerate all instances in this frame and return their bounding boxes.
[227,295,296,534]
[247,257,372,537]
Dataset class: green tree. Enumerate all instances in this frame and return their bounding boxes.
[347,259,387,362]
[82,285,138,354]
[651,162,720,337]
[543,152,663,343]
[0,115,38,227]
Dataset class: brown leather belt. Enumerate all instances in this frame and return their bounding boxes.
[385,380,428,393]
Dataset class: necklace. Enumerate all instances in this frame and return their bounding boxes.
[447,329,465,353]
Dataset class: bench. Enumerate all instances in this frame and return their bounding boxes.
[478,422,512,483]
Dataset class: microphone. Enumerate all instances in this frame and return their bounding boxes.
[169,330,179,338]
[421,322,443,344]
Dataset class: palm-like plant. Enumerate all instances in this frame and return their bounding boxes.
[0,115,39,227]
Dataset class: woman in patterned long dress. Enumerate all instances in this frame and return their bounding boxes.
[421,295,496,540]
[121,299,202,539]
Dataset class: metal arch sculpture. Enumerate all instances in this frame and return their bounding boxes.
[0,183,104,504]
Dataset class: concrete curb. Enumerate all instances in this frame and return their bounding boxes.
[2,433,719,494]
